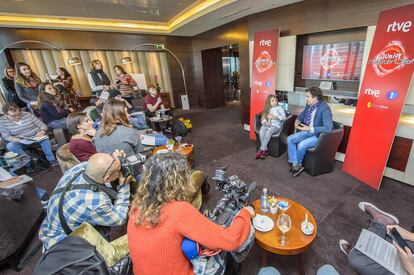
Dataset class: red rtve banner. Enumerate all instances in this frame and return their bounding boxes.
[343,4,414,189]
[250,29,280,139]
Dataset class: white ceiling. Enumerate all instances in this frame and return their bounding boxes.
[0,0,302,36]
[1,0,197,21]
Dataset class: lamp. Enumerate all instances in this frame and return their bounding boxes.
[68,56,81,66]
[122,43,190,110]
[121,56,132,64]
[0,40,81,66]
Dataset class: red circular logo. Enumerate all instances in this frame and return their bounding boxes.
[321,48,340,69]
[372,41,407,77]
[255,51,274,73]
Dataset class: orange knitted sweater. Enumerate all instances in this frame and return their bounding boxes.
[127,201,251,275]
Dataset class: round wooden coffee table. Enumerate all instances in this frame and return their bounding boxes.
[153,144,193,159]
[253,197,317,275]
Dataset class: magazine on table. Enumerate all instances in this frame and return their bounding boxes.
[0,167,33,188]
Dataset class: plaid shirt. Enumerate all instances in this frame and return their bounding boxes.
[39,163,130,251]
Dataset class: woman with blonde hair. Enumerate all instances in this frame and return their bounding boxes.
[87,59,112,97]
[127,152,254,275]
[93,99,143,156]
[256,94,286,159]
[14,62,42,108]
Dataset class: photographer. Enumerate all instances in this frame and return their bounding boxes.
[39,152,131,251]
[127,152,254,275]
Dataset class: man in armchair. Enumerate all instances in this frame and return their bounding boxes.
[287,87,333,177]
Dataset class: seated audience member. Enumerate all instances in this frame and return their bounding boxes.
[47,67,79,109]
[2,66,26,107]
[38,83,72,129]
[87,59,112,97]
[113,65,138,101]
[89,90,148,130]
[67,112,97,162]
[144,84,165,117]
[0,103,58,167]
[339,202,414,275]
[128,152,254,275]
[256,94,286,159]
[39,153,131,251]
[287,87,333,177]
[14,62,42,109]
[94,99,144,156]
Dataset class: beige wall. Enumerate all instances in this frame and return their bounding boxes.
[10,49,173,101]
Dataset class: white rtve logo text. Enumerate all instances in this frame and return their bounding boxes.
[259,39,272,46]
[387,21,412,32]
[365,88,380,98]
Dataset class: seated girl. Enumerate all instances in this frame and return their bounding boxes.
[38,83,73,129]
[67,112,97,162]
[256,94,286,159]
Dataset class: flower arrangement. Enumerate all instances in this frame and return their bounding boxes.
[268,196,278,207]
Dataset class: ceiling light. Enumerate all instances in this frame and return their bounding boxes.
[68,56,81,66]
[218,6,251,20]
[121,56,132,64]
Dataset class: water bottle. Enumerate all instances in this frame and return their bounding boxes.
[260,188,269,213]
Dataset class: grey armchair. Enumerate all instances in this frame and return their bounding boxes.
[254,113,295,157]
[302,121,344,176]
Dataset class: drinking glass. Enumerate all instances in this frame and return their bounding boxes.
[277,213,291,246]
[175,136,183,151]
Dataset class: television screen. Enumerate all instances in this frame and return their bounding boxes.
[302,41,365,81]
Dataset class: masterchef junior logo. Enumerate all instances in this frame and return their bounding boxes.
[369,41,414,77]
[255,50,274,73]
[320,48,340,69]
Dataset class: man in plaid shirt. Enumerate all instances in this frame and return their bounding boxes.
[39,153,130,251]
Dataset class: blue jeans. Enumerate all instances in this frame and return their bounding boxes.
[287,131,319,166]
[129,113,148,130]
[47,117,68,129]
[7,138,56,162]
[147,133,168,146]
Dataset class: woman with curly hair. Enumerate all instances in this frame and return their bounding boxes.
[127,152,254,275]
[93,99,143,156]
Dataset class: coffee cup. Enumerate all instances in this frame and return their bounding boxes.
[301,221,314,235]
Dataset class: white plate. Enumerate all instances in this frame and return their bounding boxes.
[253,214,274,232]
[156,149,169,154]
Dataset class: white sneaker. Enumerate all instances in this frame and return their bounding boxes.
[358,202,399,225]
[339,239,352,255]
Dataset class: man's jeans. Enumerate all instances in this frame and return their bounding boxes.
[287,131,319,166]
[7,138,56,162]
[47,118,68,129]
[129,113,148,130]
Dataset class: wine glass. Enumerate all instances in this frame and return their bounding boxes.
[175,136,183,151]
[277,213,291,246]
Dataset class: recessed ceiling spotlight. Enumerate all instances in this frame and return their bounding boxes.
[218,6,251,20]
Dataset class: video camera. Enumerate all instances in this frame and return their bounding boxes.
[207,167,256,225]
[118,151,151,178]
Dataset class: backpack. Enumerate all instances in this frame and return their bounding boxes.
[33,171,132,275]
[172,119,188,137]
[178,118,192,129]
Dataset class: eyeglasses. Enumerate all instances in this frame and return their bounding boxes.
[102,158,117,179]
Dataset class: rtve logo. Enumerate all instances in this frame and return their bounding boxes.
[387,21,412,32]
[259,39,272,46]
[364,88,380,98]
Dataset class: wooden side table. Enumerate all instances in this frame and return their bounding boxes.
[253,198,317,275]
[153,144,193,159]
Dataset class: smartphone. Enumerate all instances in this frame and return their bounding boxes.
[390,228,411,251]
